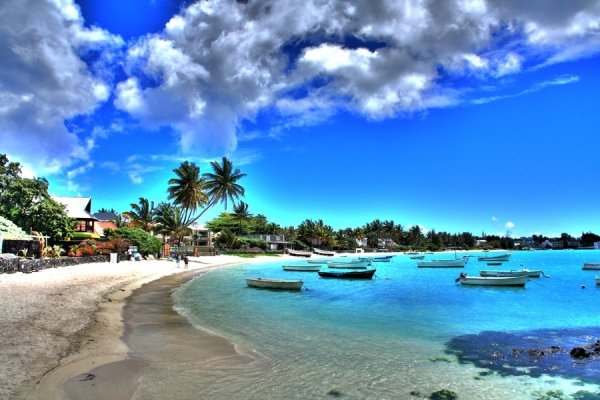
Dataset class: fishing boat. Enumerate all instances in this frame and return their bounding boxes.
[372,255,393,261]
[318,269,376,279]
[327,260,370,269]
[582,262,600,270]
[287,249,312,257]
[246,278,304,290]
[479,269,543,278]
[409,255,425,260]
[313,248,336,256]
[282,265,321,272]
[477,253,511,262]
[486,262,503,266]
[417,259,467,268]
[456,273,528,287]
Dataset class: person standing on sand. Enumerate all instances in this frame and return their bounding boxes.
[176,254,181,268]
[183,255,189,269]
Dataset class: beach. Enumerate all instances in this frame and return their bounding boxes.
[0,255,258,400]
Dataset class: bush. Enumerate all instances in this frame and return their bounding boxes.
[109,227,161,256]
[237,238,268,250]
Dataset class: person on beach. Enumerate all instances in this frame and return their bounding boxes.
[176,254,181,268]
[183,255,189,269]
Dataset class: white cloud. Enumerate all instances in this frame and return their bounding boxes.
[491,216,498,222]
[505,221,516,230]
[0,0,122,175]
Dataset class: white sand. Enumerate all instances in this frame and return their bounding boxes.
[0,255,252,400]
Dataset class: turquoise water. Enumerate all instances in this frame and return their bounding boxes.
[174,250,600,399]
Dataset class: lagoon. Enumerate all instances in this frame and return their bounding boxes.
[169,250,600,399]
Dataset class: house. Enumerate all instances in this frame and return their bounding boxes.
[189,223,214,248]
[243,234,292,251]
[52,196,99,239]
[475,239,487,247]
[92,211,119,237]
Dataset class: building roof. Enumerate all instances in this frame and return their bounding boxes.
[52,196,97,220]
[93,211,119,221]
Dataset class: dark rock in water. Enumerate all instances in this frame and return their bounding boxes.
[571,347,593,359]
[429,389,458,400]
[446,327,600,384]
[327,389,343,397]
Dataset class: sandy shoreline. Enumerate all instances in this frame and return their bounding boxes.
[0,255,261,400]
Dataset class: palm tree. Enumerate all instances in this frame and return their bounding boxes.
[231,201,252,235]
[153,202,190,244]
[202,156,246,210]
[122,197,155,232]
[167,161,208,225]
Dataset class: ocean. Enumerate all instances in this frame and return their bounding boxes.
[172,250,600,399]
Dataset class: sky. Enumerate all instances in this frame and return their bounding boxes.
[1,0,600,238]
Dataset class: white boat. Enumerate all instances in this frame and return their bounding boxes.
[477,253,511,262]
[457,274,528,287]
[282,265,321,272]
[313,248,336,256]
[479,269,543,278]
[417,259,467,268]
[583,262,600,270]
[246,278,303,290]
[409,255,425,260]
[287,249,312,257]
[327,260,371,269]
[307,259,331,264]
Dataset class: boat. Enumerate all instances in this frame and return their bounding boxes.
[417,259,467,268]
[372,255,393,261]
[282,265,321,272]
[456,273,528,287]
[313,248,336,256]
[307,259,331,264]
[583,262,600,270]
[479,269,543,278]
[477,253,511,262]
[318,269,376,279]
[246,278,304,290]
[409,255,425,260]
[596,277,600,285]
[287,249,312,257]
[486,262,503,266]
[327,260,370,269]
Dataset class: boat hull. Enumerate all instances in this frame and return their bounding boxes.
[287,249,312,257]
[583,263,600,270]
[480,269,542,278]
[327,260,371,268]
[478,254,511,262]
[417,259,466,268]
[459,275,528,287]
[318,269,376,279]
[596,277,600,285]
[246,278,303,290]
[313,248,336,256]
[282,265,321,272]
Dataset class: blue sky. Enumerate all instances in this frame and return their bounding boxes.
[1,0,600,237]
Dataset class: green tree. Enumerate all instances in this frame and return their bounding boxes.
[202,156,246,210]
[0,154,74,240]
[122,197,155,232]
[167,161,208,224]
[153,202,190,243]
[107,227,162,256]
[231,201,253,234]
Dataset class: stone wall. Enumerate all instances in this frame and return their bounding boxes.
[0,255,109,274]
[1,239,42,258]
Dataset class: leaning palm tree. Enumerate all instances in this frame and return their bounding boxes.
[122,197,155,232]
[153,202,190,244]
[167,161,209,225]
[202,156,246,210]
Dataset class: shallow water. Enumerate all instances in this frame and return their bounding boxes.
[173,250,600,399]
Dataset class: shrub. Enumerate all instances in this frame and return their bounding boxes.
[110,227,161,256]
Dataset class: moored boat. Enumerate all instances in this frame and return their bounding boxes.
[313,248,336,256]
[409,255,425,260]
[287,249,312,257]
[318,269,376,279]
[327,260,370,269]
[456,273,528,287]
[486,262,503,266]
[583,262,600,270]
[246,278,304,290]
[479,269,543,278]
[307,259,331,264]
[477,253,511,262]
[417,259,467,268]
[282,265,321,272]
[596,276,600,285]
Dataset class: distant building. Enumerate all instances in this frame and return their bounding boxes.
[189,223,214,248]
[92,212,118,237]
[243,233,291,251]
[356,238,368,247]
[475,239,487,247]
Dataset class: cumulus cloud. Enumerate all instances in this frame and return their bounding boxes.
[4,0,600,175]
[0,0,122,174]
[505,221,516,230]
[113,0,600,154]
